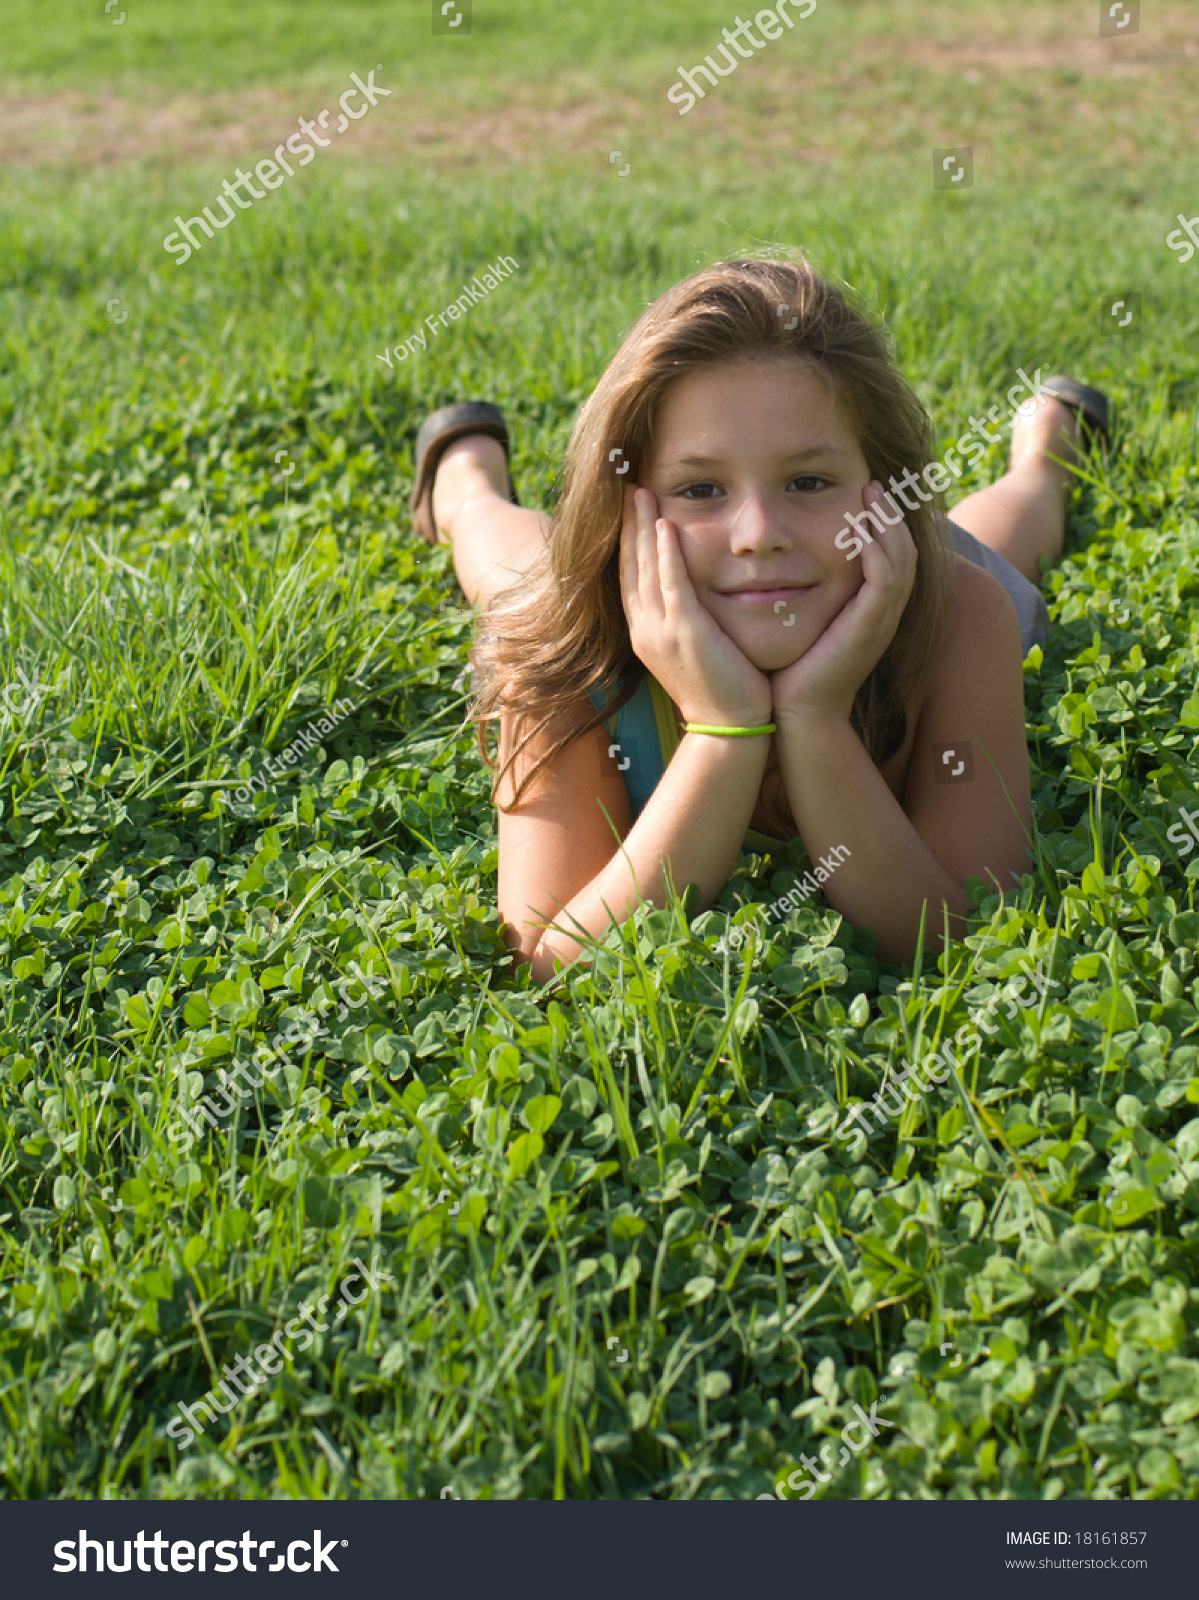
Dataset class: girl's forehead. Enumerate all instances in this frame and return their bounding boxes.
[656,357,838,423]
[649,358,858,459]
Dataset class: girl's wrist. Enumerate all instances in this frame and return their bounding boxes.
[680,702,774,730]
[774,704,853,737]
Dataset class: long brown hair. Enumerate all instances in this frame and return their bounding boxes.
[471,253,956,808]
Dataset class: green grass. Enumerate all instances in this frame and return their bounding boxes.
[2,0,1199,1501]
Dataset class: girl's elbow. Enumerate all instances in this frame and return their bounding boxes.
[529,936,578,984]
[500,917,573,984]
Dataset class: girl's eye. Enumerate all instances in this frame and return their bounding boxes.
[673,477,829,499]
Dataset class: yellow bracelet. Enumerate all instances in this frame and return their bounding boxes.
[684,722,777,737]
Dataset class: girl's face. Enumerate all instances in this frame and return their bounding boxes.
[642,357,873,672]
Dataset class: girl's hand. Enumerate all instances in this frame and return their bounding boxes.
[771,482,918,728]
[619,485,773,728]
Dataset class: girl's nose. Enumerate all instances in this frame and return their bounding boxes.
[728,492,791,552]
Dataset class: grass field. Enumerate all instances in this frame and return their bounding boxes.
[2,0,1199,1501]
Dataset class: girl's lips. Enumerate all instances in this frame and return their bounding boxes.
[721,585,816,605]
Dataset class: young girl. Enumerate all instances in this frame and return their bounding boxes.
[408,256,1108,982]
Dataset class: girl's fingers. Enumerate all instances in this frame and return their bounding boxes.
[653,512,693,610]
[868,483,917,558]
[619,483,644,607]
[860,484,904,555]
[634,488,665,611]
[620,487,670,650]
[826,484,916,647]
[858,483,917,589]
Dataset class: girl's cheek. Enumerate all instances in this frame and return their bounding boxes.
[678,512,729,560]
[671,527,710,582]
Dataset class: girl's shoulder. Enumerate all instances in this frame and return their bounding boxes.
[915,552,1027,710]
[942,519,1049,659]
[495,690,616,811]
[876,554,1025,802]
[938,551,1027,672]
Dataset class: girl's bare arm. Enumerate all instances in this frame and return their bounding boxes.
[497,709,769,982]
[772,521,1032,962]
[498,485,775,982]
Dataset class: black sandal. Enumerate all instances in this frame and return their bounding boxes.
[1038,376,1111,448]
[410,401,519,546]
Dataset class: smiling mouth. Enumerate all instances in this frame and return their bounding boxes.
[721,584,817,604]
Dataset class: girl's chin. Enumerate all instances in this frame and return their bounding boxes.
[734,631,814,675]
[748,651,808,675]
[713,604,826,667]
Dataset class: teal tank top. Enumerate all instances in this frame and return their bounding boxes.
[586,673,782,854]
[585,674,678,821]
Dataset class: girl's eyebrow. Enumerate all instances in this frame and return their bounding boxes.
[667,445,853,469]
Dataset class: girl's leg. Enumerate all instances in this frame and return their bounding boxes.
[428,434,551,608]
[947,397,1084,586]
